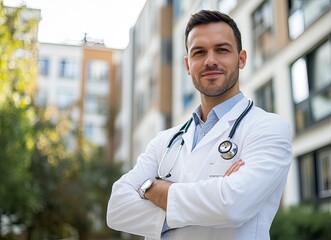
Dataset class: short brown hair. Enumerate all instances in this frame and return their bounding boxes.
[185,10,242,52]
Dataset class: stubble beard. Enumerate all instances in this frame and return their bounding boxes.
[193,64,240,98]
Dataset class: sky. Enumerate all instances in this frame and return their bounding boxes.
[3,0,147,49]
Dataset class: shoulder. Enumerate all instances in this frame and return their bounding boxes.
[246,106,292,137]
[150,122,189,145]
[251,106,288,124]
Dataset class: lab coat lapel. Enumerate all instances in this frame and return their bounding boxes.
[193,98,250,150]
[181,120,195,153]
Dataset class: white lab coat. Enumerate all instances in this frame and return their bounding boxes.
[107,97,292,240]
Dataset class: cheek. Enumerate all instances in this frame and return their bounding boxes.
[222,57,239,70]
[189,61,201,75]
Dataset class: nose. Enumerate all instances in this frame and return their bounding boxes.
[204,51,218,67]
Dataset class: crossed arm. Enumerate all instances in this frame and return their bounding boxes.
[144,159,245,210]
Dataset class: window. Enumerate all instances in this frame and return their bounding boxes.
[180,48,195,110]
[300,154,315,200]
[288,0,330,39]
[149,66,157,105]
[84,123,107,145]
[173,0,183,20]
[299,145,331,203]
[56,89,74,109]
[59,59,78,79]
[252,0,274,69]
[318,147,331,198]
[84,94,108,115]
[134,93,145,124]
[83,123,93,140]
[161,39,172,65]
[39,57,49,76]
[200,0,212,10]
[290,38,331,132]
[87,60,109,82]
[182,71,194,109]
[255,80,275,112]
[36,88,48,106]
[218,0,238,14]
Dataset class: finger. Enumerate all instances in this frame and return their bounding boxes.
[226,160,242,174]
[224,160,244,176]
[231,161,245,173]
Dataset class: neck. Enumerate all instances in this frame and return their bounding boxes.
[200,88,240,122]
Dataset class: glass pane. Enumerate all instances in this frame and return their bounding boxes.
[313,39,331,90]
[59,59,78,79]
[39,58,49,76]
[311,87,331,121]
[303,0,331,27]
[56,90,74,109]
[300,154,314,200]
[295,100,310,131]
[291,58,309,103]
[218,0,238,14]
[87,60,109,82]
[36,89,48,106]
[288,9,304,39]
[256,81,274,112]
[84,95,97,113]
[252,0,274,68]
[317,146,331,198]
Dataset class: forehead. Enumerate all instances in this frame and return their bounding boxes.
[187,22,236,50]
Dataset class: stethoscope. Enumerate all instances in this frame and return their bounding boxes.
[156,100,253,180]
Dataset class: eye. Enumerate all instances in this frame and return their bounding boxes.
[216,48,229,53]
[192,49,205,57]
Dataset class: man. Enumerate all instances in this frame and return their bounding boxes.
[107,10,292,240]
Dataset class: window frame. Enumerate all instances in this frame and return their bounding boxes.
[298,144,331,204]
[255,80,275,113]
[290,38,331,133]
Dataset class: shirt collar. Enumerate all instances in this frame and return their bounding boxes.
[192,92,244,126]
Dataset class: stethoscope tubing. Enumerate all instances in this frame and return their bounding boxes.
[228,100,253,138]
[157,100,253,179]
[157,119,192,179]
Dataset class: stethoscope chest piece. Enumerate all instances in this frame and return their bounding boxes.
[217,99,253,160]
[218,140,238,160]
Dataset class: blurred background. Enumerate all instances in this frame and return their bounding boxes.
[0,0,330,239]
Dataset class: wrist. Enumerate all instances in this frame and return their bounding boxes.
[138,178,153,199]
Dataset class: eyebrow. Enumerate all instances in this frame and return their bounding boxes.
[189,42,234,54]
[214,42,233,49]
[190,46,205,52]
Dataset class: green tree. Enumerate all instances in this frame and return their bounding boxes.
[0,1,39,237]
[271,205,331,240]
[1,2,123,239]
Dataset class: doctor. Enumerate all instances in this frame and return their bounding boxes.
[107,10,292,240]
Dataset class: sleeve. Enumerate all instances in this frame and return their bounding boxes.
[166,113,292,229]
[106,131,169,239]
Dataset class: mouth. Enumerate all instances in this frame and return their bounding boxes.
[201,71,224,78]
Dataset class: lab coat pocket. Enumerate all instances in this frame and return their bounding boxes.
[208,161,233,178]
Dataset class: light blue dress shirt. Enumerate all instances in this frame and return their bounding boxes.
[191,92,244,150]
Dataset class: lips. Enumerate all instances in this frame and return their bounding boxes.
[201,70,224,77]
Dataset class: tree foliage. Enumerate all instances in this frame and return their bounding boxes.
[0,2,123,239]
[270,205,331,240]
[0,1,39,231]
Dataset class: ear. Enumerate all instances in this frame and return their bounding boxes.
[238,50,247,69]
[184,56,191,75]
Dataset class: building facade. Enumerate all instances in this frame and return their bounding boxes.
[37,40,121,157]
[173,0,331,208]
[115,0,173,171]
[118,0,331,210]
